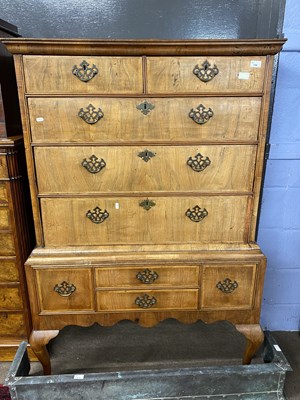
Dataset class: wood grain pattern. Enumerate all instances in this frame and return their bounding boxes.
[34,145,257,194]
[23,56,143,94]
[0,183,8,202]
[200,264,257,310]
[0,154,8,179]
[147,56,266,94]
[36,268,94,312]
[0,205,10,229]
[0,286,23,310]
[28,97,261,143]
[0,232,15,255]
[0,258,19,282]
[96,289,198,311]
[40,196,251,246]
[0,312,26,336]
[95,266,199,288]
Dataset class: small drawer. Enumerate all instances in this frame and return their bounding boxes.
[35,145,257,195]
[0,183,8,203]
[96,289,198,311]
[0,259,19,282]
[28,97,261,143]
[0,312,26,336]
[147,56,266,94]
[23,56,143,94]
[0,286,23,310]
[0,233,15,255]
[200,264,257,310]
[0,206,11,230]
[0,155,8,179]
[41,195,250,246]
[95,266,199,288]
[35,268,94,312]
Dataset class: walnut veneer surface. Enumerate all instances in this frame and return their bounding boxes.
[3,38,285,374]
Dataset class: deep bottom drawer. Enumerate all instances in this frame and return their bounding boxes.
[96,289,198,311]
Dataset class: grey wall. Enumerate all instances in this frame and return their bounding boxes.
[1,0,284,39]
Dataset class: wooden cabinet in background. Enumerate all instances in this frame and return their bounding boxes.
[0,19,35,360]
[3,38,285,373]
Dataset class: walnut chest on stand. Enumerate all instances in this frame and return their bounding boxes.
[3,38,285,374]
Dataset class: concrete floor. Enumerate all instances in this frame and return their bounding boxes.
[0,320,299,399]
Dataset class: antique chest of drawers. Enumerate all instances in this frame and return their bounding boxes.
[4,38,285,373]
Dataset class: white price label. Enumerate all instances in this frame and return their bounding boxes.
[115,202,120,209]
[36,117,44,122]
[238,72,250,80]
[250,60,262,68]
[74,374,85,380]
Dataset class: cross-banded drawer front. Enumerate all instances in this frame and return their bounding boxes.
[23,56,143,94]
[96,290,198,311]
[35,145,256,194]
[0,233,15,255]
[200,264,257,310]
[95,266,199,288]
[0,259,19,282]
[41,196,250,246]
[147,56,266,94]
[28,97,261,143]
[35,268,94,312]
[0,183,8,202]
[0,206,11,229]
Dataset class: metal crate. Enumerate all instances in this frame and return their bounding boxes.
[5,332,292,400]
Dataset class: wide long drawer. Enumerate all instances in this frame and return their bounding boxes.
[147,56,266,94]
[28,97,261,143]
[23,56,143,94]
[40,196,250,246]
[96,289,199,311]
[34,145,257,194]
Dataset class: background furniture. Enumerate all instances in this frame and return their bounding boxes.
[0,19,35,360]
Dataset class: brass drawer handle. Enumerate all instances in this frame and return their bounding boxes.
[136,100,155,115]
[193,60,219,83]
[86,206,109,224]
[135,294,157,308]
[72,60,99,82]
[186,205,208,222]
[54,281,76,297]
[187,152,211,172]
[82,155,106,173]
[189,104,213,125]
[139,199,156,211]
[216,278,238,293]
[78,104,104,124]
[136,268,159,284]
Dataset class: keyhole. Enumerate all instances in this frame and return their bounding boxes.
[144,103,147,110]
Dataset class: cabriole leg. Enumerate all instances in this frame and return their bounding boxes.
[29,330,59,375]
[235,324,264,364]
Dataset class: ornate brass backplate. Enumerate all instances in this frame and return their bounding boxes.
[72,60,99,82]
[54,281,76,297]
[82,155,106,173]
[138,149,156,162]
[193,60,219,83]
[189,104,214,125]
[78,104,104,124]
[186,205,208,222]
[86,206,109,224]
[136,100,155,115]
[139,199,156,211]
[187,152,211,172]
[216,278,238,293]
[136,268,159,284]
[135,294,157,308]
